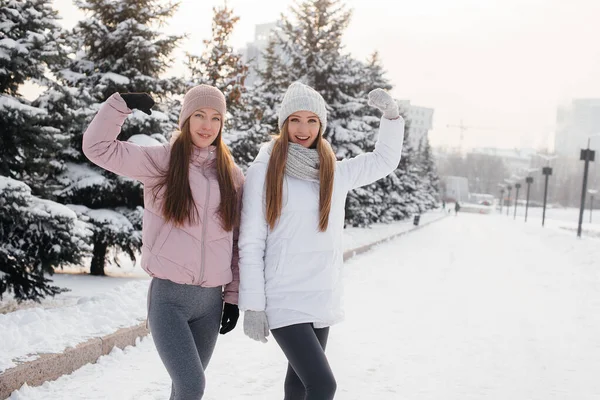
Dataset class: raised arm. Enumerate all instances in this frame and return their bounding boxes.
[337,89,405,190]
[82,92,166,183]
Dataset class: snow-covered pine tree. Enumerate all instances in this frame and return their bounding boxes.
[186,4,248,125]
[65,0,183,137]
[256,0,390,225]
[0,0,97,300]
[254,37,293,134]
[186,3,272,169]
[276,0,352,104]
[46,0,184,275]
[343,52,397,226]
[0,0,69,194]
[220,35,296,170]
[363,52,393,94]
[376,126,430,222]
[263,0,360,153]
[419,138,441,209]
[225,87,273,170]
[0,177,92,301]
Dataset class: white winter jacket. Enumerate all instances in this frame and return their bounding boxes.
[238,116,405,329]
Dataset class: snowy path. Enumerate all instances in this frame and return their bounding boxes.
[10,213,600,400]
[1,213,445,374]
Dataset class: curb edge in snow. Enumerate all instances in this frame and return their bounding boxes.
[0,213,447,399]
[343,214,447,262]
[0,323,149,399]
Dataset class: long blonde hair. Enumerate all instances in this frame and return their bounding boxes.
[152,119,239,230]
[265,122,336,232]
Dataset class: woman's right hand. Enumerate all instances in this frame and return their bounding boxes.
[368,88,399,120]
[120,93,155,115]
[243,310,270,343]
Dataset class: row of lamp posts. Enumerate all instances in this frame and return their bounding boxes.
[499,166,552,226]
[498,134,597,238]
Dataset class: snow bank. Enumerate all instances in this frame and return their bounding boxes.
[0,281,148,373]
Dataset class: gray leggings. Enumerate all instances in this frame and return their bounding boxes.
[271,323,336,400]
[147,278,223,400]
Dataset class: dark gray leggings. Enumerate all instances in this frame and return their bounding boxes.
[147,278,223,400]
[271,323,336,400]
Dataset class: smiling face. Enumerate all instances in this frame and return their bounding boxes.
[286,111,321,148]
[188,108,222,148]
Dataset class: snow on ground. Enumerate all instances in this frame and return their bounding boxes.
[0,280,148,374]
[501,206,600,238]
[9,212,600,399]
[0,211,446,374]
[340,210,444,250]
[0,259,148,314]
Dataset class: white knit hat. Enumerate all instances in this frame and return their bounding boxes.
[278,82,327,134]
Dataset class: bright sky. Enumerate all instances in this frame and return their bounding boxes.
[49,0,600,151]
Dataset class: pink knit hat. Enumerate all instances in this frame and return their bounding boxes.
[178,85,226,130]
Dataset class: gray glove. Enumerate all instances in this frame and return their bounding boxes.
[243,311,270,343]
[368,88,399,120]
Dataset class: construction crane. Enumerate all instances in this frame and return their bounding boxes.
[446,120,494,155]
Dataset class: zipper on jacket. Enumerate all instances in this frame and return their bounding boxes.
[199,155,211,284]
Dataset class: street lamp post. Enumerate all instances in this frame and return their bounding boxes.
[542,167,553,227]
[525,177,534,222]
[577,136,598,238]
[514,183,521,220]
[589,189,598,223]
[506,185,512,216]
[533,153,557,228]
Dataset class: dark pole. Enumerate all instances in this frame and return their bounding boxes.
[499,189,505,213]
[542,167,552,227]
[578,141,595,238]
[514,183,521,220]
[506,185,512,216]
[591,194,594,224]
[525,177,533,222]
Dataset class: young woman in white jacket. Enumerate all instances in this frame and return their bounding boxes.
[238,82,404,400]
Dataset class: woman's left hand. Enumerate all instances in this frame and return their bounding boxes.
[220,302,240,334]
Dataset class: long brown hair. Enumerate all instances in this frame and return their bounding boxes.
[152,119,239,231]
[265,122,336,232]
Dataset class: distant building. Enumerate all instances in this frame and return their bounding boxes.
[442,176,469,202]
[241,22,278,87]
[470,147,536,176]
[397,100,434,151]
[555,99,600,159]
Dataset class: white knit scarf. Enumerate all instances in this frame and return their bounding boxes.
[267,140,320,182]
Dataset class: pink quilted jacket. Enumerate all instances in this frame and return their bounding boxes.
[82,93,243,303]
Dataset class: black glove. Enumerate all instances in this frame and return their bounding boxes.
[219,302,239,335]
[120,93,155,115]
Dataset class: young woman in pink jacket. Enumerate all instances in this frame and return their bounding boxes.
[82,85,243,399]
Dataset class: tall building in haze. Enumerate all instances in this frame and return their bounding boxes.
[242,22,277,87]
[555,99,600,159]
[397,100,434,151]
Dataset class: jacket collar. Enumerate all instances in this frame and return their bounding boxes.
[254,140,274,165]
[191,145,217,167]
